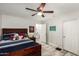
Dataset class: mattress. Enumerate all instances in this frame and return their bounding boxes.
[0,39,36,53]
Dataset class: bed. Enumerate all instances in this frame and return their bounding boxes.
[0,28,41,56]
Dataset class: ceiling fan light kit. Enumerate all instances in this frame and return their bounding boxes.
[25,3,54,18]
[37,12,42,16]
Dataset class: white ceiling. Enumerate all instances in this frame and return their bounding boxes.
[0,3,79,19]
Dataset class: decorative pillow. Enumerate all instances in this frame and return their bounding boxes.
[2,34,11,40]
[2,33,18,40]
[12,33,19,40]
[18,35,23,40]
[18,32,25,39]
[10,34,15,40]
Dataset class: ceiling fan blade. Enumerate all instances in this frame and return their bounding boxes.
[41,14,45,17]
[37,3,46,11]
[25,8,37,12]
[43,11,54,13]
[32,13,37,16]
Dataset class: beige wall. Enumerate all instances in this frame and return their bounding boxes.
[2,15,39,28]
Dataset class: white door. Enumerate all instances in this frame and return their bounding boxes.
[35,24,46,43]
[63,20,79,55]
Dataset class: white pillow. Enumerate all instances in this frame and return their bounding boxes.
[13,33,19,40]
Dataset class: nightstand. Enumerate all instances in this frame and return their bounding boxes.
[29,37,36,42]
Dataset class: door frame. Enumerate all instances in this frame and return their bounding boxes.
[35,23,47,44]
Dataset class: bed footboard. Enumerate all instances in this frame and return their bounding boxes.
[7,43,41,56]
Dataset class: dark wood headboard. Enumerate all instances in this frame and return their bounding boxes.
[2,28,28,34]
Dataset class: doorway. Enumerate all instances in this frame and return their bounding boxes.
[35,24,46,44]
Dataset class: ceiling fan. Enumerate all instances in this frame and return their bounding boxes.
[25,3,54,17]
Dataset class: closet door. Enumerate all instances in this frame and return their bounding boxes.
[63,20,79,55]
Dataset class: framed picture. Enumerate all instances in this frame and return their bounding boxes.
[29,26,34,33]
[50,26,56,31]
